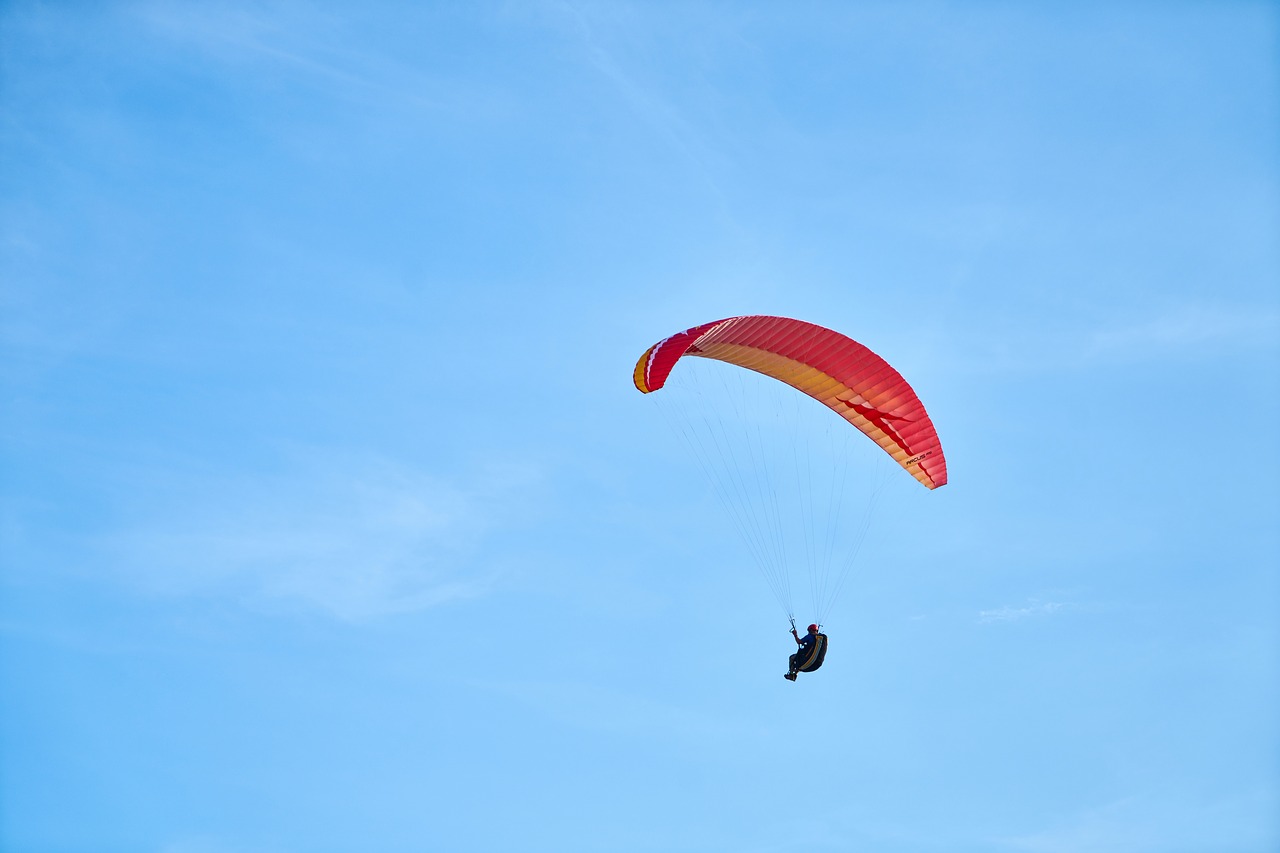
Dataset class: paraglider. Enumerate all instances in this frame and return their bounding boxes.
[784,622,828,682]
[633,315,947,680]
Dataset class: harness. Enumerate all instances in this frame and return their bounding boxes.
[795,633,829,672]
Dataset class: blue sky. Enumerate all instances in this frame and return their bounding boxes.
[3,2,1278,851]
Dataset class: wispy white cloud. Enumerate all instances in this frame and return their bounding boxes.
[539,1,732,203]
[1085,305,1280,359]
[979,597,1067,624]
[100,449,541,621]
[994,796,1148,853]
[556,5,683,136]
[132,1,352,80]
[993,786,1279,852]
[946,302,1279,378]
[130,1,502,121]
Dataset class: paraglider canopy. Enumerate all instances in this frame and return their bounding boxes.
[634,315,947,489]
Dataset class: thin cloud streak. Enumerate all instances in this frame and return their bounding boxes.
[1086,305,1280,358]
[132,1,503,118]
[992,786,1280,853]
[979,597,1067,624]
[551,1,734,209]
[134,1,355,82]
[99,450,539,621]
[944,302,1279,378]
